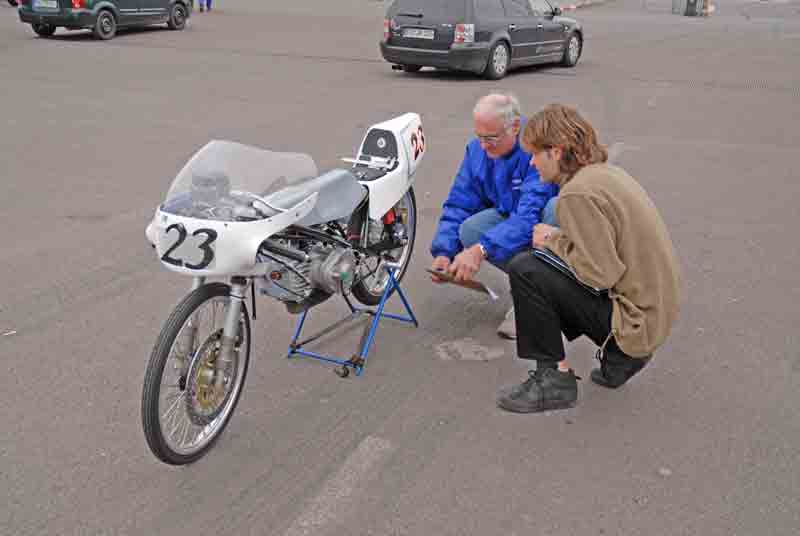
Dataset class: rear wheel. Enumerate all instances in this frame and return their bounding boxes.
[483,41,510,80]
[167,2,187,30]
[351,187,417,306]
[32,24,56,37]
[561,33,582,67]
[142,283,251,465]
[92,9,116,40]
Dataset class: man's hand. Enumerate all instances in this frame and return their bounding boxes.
[430,256,451,283]
[533,224,558,249]
[447,244,484,283]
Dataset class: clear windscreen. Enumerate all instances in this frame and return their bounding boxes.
[161,140,319,222]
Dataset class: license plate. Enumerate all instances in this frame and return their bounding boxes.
[402,28,434,40]
[34,0,58,9]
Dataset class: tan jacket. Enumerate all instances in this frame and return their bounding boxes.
[544,164,682,357]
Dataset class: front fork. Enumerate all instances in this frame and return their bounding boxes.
[215,276,249,391]
[178,277,207,368]
[179,276,247,391]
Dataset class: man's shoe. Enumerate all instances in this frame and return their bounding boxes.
[591,349,651,389]
[497,368,578,413]
[497,306,516,340]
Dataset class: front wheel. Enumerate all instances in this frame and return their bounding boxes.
[32,24,56,37]
[167,2,187,30]
[142,282,251,465]
[351,187,417,306]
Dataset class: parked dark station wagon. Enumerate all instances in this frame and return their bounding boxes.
[18,0,192,40]
[380,0,583,79]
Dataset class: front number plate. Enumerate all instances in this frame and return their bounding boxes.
[159,223,218,271]
[402,28,434,40]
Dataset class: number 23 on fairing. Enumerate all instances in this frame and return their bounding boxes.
[158,222,218,270]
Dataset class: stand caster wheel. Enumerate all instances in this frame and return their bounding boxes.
[335,365,350,378]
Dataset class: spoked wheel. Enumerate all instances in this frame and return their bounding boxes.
[142,282,250,465]
[351,187,417,306]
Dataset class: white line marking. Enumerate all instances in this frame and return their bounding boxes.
[282,436,395,536]
[2,331,17,337]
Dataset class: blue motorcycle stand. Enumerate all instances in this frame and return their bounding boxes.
[287,262,418,378]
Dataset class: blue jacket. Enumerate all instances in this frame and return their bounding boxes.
[430,137,558,264]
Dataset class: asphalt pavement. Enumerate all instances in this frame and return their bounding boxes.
[1,0,799,534]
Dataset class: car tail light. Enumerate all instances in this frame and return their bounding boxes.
[454,23,475,44]
[71,0,86,8]
[383,19,391,41]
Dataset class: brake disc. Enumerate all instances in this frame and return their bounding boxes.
[184,329,237,427]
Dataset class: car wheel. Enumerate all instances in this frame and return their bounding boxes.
[92,9,116,40]
[32,24,56,37]
[167,3,187,30]
[402,65,422,73]
[561,33,582,67]
[483,41,509,80]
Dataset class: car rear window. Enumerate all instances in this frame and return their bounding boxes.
[392,0,466,19]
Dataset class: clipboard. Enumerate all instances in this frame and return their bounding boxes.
[426,268,499,300]
[531,248,606,296]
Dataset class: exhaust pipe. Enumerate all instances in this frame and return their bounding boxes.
[391,64,403,71]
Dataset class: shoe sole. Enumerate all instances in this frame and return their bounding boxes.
[590,369,624,389]
[496,398,575,413]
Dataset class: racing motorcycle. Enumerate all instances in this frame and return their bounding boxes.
[141,113,426,465]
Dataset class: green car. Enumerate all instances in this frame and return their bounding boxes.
[18,0,192,40]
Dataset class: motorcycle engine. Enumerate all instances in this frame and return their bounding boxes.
[257,243,357,309]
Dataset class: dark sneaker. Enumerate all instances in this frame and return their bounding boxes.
[591,349,651,389]
[497,368,578,413]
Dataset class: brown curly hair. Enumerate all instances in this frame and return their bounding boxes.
[522,104,607,179]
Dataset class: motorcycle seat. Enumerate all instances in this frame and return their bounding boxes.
[264,168,367,226]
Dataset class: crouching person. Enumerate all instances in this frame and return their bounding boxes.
[497,104,682,414]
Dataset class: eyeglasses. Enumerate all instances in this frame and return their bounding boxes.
[475,128,509,146]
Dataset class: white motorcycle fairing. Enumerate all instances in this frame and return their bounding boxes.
[145,140,322,277]
[148,193,317,277]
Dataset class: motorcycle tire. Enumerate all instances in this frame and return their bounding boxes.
[142,282,250,465]
[351,187,417,306]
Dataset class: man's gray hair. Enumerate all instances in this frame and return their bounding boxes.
[473,92,522,129]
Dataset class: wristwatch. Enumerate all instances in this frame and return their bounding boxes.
[477,243,488,259]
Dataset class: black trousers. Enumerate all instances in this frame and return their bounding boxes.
[508,251,626,365]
